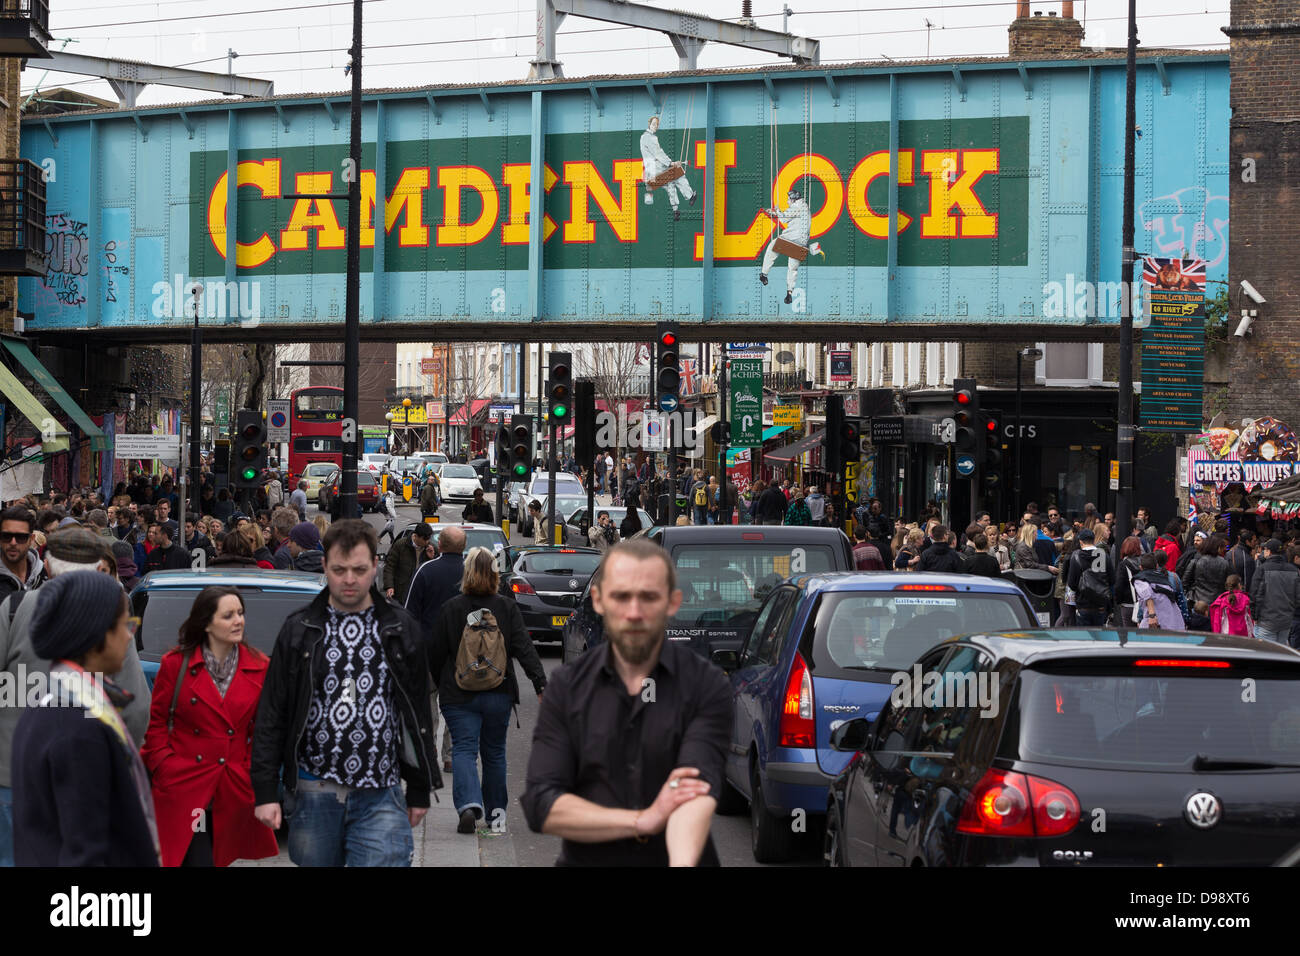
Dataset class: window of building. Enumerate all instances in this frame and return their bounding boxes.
[1035,343,1103,387]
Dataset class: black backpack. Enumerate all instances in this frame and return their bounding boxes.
[1075,551,1112,608]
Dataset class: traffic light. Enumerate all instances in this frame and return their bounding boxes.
[823,394,844,476]
[232,409,266,488]
[574,380,596,464]
[656,322,681,413]
[507,415,534,482]
[839,417,860,467]
[982,411,1003,493]
[952,377,979,458]
[547,352,572,425]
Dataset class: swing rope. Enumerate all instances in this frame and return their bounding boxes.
[677,88,695,166]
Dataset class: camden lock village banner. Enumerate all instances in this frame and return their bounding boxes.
[1140,257,1207,433]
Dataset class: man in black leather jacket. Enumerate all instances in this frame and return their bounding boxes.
[250,519,441,866]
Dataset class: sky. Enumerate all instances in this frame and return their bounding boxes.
[24,0,1231,108]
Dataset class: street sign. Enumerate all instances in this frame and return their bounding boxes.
[642,411,665,451]
[956,454,976,477]
[728,342,768,359]
[488,404,515,423]
[115,434,180,460]
[266,399,290,442]
[829,350,852,383]
[215,390,230,436]
[729,359,763,447]
[658,394,679,413]
[1110,459,1120,491]
[773,405,803,427]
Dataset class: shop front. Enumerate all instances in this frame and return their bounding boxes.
[1188,416,1300,536]
[892,389,1175,529]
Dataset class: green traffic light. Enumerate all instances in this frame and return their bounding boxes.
[553,404,567,418]
[513,463,527,476]
[241,467,257,481]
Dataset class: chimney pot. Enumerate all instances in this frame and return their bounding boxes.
[1034,10,1043,15]
[1048,10,1057,15]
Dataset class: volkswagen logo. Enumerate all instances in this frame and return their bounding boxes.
[569,578,578,589]
[1184,791,1221,829]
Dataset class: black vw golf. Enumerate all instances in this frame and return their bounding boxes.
[824,628,1300,867]
[502,546,603,644]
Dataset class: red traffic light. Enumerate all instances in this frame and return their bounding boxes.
[660,331,677,347]
[985,419,998,432]
[955,389,972,405]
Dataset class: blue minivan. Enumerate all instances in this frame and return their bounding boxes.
[712,571,1037,863]
[130,569,326,688]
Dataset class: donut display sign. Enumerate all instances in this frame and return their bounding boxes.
[1188,417,1300,492]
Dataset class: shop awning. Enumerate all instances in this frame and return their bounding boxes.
[2,341,107,451]
[762,424,791,442]
[764,428,825,462]
[448,398,491,426]
[540,424,575,442]
[0,352,69,453]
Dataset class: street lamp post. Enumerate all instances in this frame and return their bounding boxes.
[401,397,412,456]
[384,410,395,455]
[1015,347,1043,515]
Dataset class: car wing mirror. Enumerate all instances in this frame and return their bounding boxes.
[710,648,740,672]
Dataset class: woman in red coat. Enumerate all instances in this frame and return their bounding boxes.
[142,586,280,867]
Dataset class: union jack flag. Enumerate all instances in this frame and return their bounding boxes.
[679,358,699,396]
[1142,256,1207,290]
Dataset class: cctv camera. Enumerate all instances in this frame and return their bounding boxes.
[1235,309,1256,337]
[1241,279,1266,305]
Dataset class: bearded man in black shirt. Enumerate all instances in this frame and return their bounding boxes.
[522,539,731,866]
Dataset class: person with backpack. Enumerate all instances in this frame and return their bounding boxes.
[1066,528,1114,626]
[429,546,546,835]
[1112,536,1145,626]
[691,472,709,525]
[1210,575,1254,637]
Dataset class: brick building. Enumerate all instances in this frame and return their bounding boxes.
[1222,0,1300,426]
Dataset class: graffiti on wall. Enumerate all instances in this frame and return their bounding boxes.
[102,239,129,304]
[1139,186,1229,269]
[43,213,89,306]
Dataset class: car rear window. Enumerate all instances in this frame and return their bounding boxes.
[522,552,602,575]
[809,590,1032,675]
[432,528,505,553]
[670,544,838,626]
[132,589,315,660]
[1009,668,1300,769]
[442,465,478,478]
[358,474,376,488]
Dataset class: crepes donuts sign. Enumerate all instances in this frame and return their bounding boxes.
[1188,417,1300,494]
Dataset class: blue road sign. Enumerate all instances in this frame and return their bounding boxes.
[659,395,680,413]
[956,454,976,477]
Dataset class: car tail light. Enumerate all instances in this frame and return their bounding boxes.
[778,653,815,748]
[894,584,956,591]
[1134,659,1230,669]
[511,579,536,595]
[957,768,1080,838]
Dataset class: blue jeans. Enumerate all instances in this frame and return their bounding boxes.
[1255,625,1283,644]
[441,692,512,826]
[286,778,414,867]
[1075,608,1109,627]
[0,785,12,868]
[694,505,707,525]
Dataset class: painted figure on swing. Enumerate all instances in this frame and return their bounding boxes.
[640,115,696,221]
[759,187,825,304]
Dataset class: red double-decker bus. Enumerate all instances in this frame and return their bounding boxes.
[287,386,344,486]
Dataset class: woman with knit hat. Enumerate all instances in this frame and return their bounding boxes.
[10,570,160,865]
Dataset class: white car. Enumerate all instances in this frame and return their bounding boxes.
[438,463,483,503]
[361,453,391,475]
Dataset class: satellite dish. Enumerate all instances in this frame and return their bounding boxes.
[776,351,795,365]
